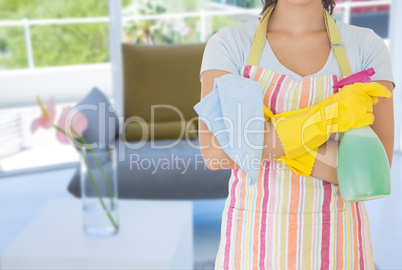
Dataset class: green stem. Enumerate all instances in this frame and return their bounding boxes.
[70,128,115,208]
[79,146,118,230]
[53,125,118,230]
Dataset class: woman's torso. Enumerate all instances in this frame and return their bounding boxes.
[225,64,346,215]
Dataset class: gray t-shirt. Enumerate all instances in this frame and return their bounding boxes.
[200,18,395,88]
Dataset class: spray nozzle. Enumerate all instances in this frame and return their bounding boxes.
[333,68,376,90]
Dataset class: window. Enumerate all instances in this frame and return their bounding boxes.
[334,0,390,38]
[0,0,115,175]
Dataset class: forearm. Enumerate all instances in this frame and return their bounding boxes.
[261,120,284,162]
[199,119,283,170]
[198,129,241,170]
[201,117,340,184]
[310,140,339,185]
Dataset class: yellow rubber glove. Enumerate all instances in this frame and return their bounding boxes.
[264,104,318,175]
[263,82,392,176]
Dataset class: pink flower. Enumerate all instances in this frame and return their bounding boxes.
[56,106,88,144]
[31,96,56,133]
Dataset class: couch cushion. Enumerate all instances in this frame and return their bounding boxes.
[67,137,231,199]
[73,87,119,147]
[123,120,197,141]
[122,42,206,140]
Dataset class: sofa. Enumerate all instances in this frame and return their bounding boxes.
[67,42,231,199]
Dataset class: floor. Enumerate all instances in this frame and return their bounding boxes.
[0,167,225,270]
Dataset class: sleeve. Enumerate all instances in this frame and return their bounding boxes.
[199,28,242,81]
[361,29,396,89]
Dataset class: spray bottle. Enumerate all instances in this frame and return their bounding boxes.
[333,68,391,202]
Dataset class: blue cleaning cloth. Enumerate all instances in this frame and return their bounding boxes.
[193,74,265,185]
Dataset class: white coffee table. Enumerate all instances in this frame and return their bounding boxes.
[0,197,193,269]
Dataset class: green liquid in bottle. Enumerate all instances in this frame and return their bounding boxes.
[337,126,391,202]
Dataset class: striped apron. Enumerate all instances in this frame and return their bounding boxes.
[214,5,375,270]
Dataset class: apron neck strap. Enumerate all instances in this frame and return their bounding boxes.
[247,4,352,77]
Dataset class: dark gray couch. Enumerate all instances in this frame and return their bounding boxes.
[68,136,231,199]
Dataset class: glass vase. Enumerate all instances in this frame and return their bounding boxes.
[80,145,119,237]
